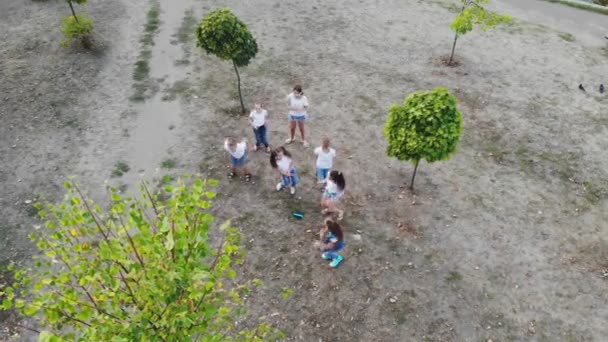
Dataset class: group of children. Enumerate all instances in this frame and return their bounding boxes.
[223,86,347,268]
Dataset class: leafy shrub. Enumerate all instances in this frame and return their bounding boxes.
[60,13,93,48]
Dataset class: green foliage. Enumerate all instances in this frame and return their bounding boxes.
[67,0,88,4]
[60,13,93,48]
[111,161,130,177]
[450,0,511,36]
[0,176,282,341]
[195,8,258,68]
[384,87,462,168]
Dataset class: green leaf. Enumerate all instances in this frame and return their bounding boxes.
[165,231,175,251]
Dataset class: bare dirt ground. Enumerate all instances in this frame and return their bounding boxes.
[1,0,607,340]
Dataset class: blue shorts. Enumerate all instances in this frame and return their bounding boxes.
[230,153,248,167]
[281,168,299,187]
[323,191,342,201]
[323,240,345,252]
[289,114,306,122]
[316,168,330,181]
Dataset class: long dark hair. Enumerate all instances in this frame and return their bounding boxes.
[329,170,345,191]
[326,219,344,241]
[269,146,292,168]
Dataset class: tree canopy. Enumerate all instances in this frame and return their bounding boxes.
[384,88,463,189]
[0,176,280,341]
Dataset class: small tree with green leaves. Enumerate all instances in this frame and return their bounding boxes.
[384,88,463,190]
[195,8,258,114]
[448,0,511,65]
[0,176,281,341]
[61,0,93,48]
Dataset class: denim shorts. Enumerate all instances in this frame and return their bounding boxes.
[281,168,299,187]
[230,153,248,167]
[316,168,330,181]
[323,191,342,201]
[289,114,306,122]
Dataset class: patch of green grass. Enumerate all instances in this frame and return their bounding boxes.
[161,158,177,169]
[111,161,130,177]
[558,32,575,42]
[583,181,606,205]
[162,80,194,101]
[131,1,160,102]
[176,9,196,44]
[446,271,462,282]
[541,0,608,15]
[133,60,150,81]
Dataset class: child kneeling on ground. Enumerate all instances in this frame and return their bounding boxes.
[315,219,345,268]
[224,137,252,182]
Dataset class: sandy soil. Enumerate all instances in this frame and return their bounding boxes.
[1,0,607,340]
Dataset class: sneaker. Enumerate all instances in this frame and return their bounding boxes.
[276,183,283,191]
[285,138,295,144]
[329,255,343,268]
[302,140,309,148]
[290,187,296,195]
[321,252,332,260]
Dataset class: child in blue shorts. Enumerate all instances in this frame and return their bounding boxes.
[224,137,252,182]
[315,219,345,268]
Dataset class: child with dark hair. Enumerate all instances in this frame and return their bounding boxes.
[321,170,345,220]
[270,146,299,195]
[314,219,345,268]
[224,137,251,182]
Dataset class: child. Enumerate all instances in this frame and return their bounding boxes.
[314,137,336,184]
[224,137,251,182]
[321,170,345,220]
[286,85,310,147]
[314,219,345,268]
[249,102,270,153]
[270,146,299,195]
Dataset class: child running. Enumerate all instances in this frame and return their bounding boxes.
[270,146,299,195]
[314,137,336,185]
[321,170,345,220]
[314,219,346,268]
[224,137,251,182]
[249,102,270,153]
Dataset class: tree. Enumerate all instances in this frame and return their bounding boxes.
[195,8,258,114]
[61,0,93,48]
[384,88,463,190]
[66,0,87,23]
[448,0,511,65]
[0,176,281,341]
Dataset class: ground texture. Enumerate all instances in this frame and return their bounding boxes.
[1,0,607,340]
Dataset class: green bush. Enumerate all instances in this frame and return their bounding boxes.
[60,13,93,48]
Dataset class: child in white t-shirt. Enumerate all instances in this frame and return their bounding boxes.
[321,170,345,220]
[270,146,299,195]
[224,137,251,182]
[285,85,310,147]
[249,102,270,153]
[314,137,336,184]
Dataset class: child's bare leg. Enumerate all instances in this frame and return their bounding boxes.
[289,121,296,140]
[297,122,306,141]
[242,165,250,175]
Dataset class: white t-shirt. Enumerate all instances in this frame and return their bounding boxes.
[224,140,247,159]
[287,93,309,117]
[314,147,336,169]
[249,109,268,128]
[277,156,292,173]
[325,179,343,197]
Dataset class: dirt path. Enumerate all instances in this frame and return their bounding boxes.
[494,0,608,47]
[1,0,607,340]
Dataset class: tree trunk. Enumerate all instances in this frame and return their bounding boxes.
[232,60,245,114]
[410,160,420,190]
[68,1,79,23]
[448,33,458,65]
